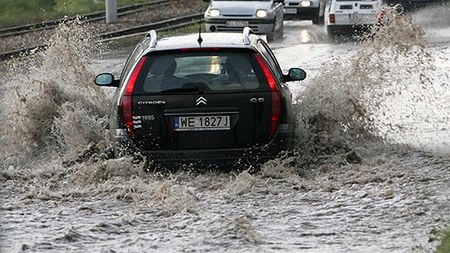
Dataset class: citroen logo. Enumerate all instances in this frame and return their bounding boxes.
[196,96,207,106]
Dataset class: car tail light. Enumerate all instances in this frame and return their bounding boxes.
[329,14,335,24]
[377,11,384,23]
[122,56,147,138]
[255,54,281,137]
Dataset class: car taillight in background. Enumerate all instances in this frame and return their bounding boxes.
[377,11,385,23]
[255,54,281,137]
[329,14,335,24]
[122,56,148,138]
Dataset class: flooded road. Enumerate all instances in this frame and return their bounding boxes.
[1,5,449,253]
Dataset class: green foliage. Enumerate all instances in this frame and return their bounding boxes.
[436,229,450,253]
[54,0,102,14]
[0,0,147,28]
[0,0,55,13]
[0,0,57,27]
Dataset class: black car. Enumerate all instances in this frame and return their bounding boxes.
[95,28,306,164]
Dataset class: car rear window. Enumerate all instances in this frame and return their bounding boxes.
[132,49,269,94]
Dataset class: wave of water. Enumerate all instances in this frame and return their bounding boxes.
[294,7,449,157]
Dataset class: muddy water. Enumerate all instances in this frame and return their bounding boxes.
[1,6,449,253]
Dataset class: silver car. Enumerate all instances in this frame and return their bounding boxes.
[204,0,285,41]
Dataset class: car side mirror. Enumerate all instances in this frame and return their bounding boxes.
[274,0,285,4]
[95,73,120,87]
[285,68,306,82]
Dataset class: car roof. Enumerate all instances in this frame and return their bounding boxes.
[142,32,259,54]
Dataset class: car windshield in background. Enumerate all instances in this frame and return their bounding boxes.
[134,51,268,94]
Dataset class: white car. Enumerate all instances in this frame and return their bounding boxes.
[325,0,383,40]
[283,0,326,24]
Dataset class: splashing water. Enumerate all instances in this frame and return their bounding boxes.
[0,20,109,163]
[294,6,450,156]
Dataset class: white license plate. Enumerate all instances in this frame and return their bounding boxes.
[284,8,297,14]
[174,115,230,131]
[226,21,249,27]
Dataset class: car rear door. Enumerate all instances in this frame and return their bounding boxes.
[128,49,273,151]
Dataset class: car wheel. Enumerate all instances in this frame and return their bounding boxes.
[312,16,319,25]
[313,11,325,25]
[267,19,278,42]
[328,32,336,42]
[277,21,284,39]
[327,26,336,42]
[267,31,275,42]
[318,15,325,25]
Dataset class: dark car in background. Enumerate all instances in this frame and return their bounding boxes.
[95,29,306,165]
[283,0,326,24]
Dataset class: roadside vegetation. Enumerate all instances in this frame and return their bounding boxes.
[107,23,203,50]
[436,229,450,253]
[0,0,148,28]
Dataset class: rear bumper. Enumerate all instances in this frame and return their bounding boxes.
[327,24,373,35]
[110,125,295,162]
[204,18,274,34]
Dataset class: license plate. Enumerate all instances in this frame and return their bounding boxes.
[174,115,230,131]
[284,8,297,14]
[226,21,249,27]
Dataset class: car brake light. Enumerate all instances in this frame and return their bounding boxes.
[122,56,147,138]
[377,12,384,23]
[255,54,281,137]
[329,14,335,24]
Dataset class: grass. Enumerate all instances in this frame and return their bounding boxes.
[0,0,148,29]
[436,229,450,253]
[158,23,203,38]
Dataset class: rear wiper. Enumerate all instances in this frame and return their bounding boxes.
[160,86,201,93]
[161,82,208,93]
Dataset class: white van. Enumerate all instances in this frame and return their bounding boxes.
[325,0,383,40]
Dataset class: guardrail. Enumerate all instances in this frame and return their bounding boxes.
[0,0,172,38]
[0,13,204,62]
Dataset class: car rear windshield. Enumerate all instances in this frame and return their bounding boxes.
[132,49,270,94]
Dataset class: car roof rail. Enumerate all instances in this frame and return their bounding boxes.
[146,30,157,48]
[243,27,253,45]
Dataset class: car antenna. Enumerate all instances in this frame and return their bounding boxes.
[197,25,203,47]
[197,7,203,47]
